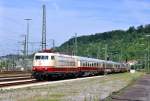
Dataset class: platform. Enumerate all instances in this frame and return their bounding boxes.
[111,74,150,101]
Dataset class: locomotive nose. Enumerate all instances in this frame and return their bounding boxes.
[38,61,42,66]
[32,67,36,71]
[32,66,48,72]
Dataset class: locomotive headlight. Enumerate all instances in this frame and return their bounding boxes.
[45,67,48,71]
[32,67,36,71]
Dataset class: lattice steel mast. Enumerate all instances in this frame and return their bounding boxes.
[42,4,47,50]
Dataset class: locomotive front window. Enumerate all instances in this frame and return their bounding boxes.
[35,56,41,60]
[35,55,48,60]
[51,56,55,60]
[41,56,48,59]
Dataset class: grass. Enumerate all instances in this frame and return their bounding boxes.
[36,93,65,101]
[37,99,59,101]
[21,93,65,101]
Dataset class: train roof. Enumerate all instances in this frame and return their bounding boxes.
[75,56,120,64]
[34,52,75,58]
[75,56,103,62]
[34,52,122,64]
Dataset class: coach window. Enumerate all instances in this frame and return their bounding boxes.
[99,63,101,67]
[108,64,110,68]
[95,63,97,67]
[83,62,85,67]
[87,62,89,67]
[89,63,91,67]
[94,62,96,67]
[85,62,87,67]
[51,56,55,60]
[71,62,74,66]
[90,62,93,67]
[98,63,100,67]
[80,62,82,67]
[82,62,84,67]
[110,64,112,68]
[116,65,118,68]
[117,65,119,68]
[103,63,105,68]
[101,63,103,67]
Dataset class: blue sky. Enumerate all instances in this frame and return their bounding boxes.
[0,0,150,56]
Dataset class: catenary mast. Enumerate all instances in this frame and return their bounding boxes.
[42,4,47,50]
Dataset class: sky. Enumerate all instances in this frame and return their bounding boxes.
[0,0,150,56]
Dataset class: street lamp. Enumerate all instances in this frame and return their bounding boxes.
[24,18,32,56]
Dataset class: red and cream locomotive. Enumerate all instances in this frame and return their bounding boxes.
[32,51,129,80]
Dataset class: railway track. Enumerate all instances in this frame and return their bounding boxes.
[0,79,38,87]
[0,73,37,88]
[0,76,32,82]
[0,73,104,89]
[0,74,31,78]
[0,71,31,74]
[0,71,31,78]
[0,73,32,81]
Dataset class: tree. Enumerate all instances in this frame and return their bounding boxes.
[144,24,150,33]
[137,25,144,33]
[127,26,136,33]
[57,24,149,63]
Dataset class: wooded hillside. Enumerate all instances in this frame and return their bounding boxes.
[57,24,150,64]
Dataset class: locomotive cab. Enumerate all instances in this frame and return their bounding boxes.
[32,53,55,72]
